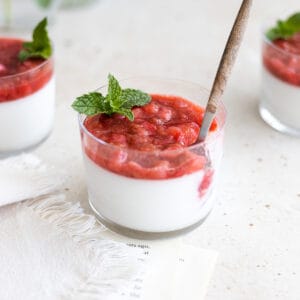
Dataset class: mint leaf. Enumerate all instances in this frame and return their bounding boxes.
[18,18,52,62]
[107,74,122,109]
[36,0,52,8]
[266,12,300,41]
[72,92,110,115]
[286,13,300,30]
[71,75,151,121]
[120,88,151,109]
[116,108,134,121]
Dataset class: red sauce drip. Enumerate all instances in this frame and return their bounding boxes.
[263,32,300,86]
[0,38,53,102]
[82,94,218,181]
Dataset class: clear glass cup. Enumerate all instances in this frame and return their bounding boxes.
[79,78,226,238]
[0,0,61,30]
[0,38,55,157]
[259,28,300,136]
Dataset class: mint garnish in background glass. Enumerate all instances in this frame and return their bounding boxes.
[60,0,97,8]
[36,0,53,8]
[267,12,300,41]
[18,18,52,61]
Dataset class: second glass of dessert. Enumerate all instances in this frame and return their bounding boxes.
[260,12,300,136]
[73,75,226,237]
[0,18,55,157]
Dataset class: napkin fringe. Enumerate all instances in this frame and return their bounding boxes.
[24,194,142,299]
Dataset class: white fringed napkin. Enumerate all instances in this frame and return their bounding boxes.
[0,154,64,206]
[0,193,142,300]
[0,154,143,299]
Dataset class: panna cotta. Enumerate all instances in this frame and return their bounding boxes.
[0,37,55,155]
[77,78,226,234]
[260,25,300,136]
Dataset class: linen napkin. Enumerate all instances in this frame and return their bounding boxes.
[0,154,64,206]
[0,154,143,299]
[0,193,143,300]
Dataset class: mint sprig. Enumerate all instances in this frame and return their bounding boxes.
[18,18,52,62]
[36,0,52,8]
[266,12,300,41]
[71,74,151,121]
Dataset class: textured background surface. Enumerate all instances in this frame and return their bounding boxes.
[6,0,300,299]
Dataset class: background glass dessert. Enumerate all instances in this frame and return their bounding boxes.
[0,0,61,29]
[78,78,226,237]
[0,37,55,156]
[260,14,300,136]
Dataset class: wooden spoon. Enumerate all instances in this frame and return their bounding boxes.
[199,0,253,141]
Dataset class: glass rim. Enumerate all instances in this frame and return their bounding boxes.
[0,37,53,81]
[78,76,226,155]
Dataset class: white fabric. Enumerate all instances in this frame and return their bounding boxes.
[0,154,142,299]
[0,193,142,300]
[0,154,64,206]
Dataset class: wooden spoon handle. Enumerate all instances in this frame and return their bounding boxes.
[199,0,252,141]
[207,0,253,114]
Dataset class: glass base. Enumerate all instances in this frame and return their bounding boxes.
[259,102,300,137]
[0,131,51,159]
[89,198,212,240]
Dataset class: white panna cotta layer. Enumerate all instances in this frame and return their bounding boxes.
[261,67,300,129]
[84,152,215,233]
[0,77,55,153]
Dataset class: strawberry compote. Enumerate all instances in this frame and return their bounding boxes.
[0,38,55,155]
[83,94,217,179]
[260,32,300,135]
[263,33,300,86]
[80,78,226,234]
[0,38,53,101]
